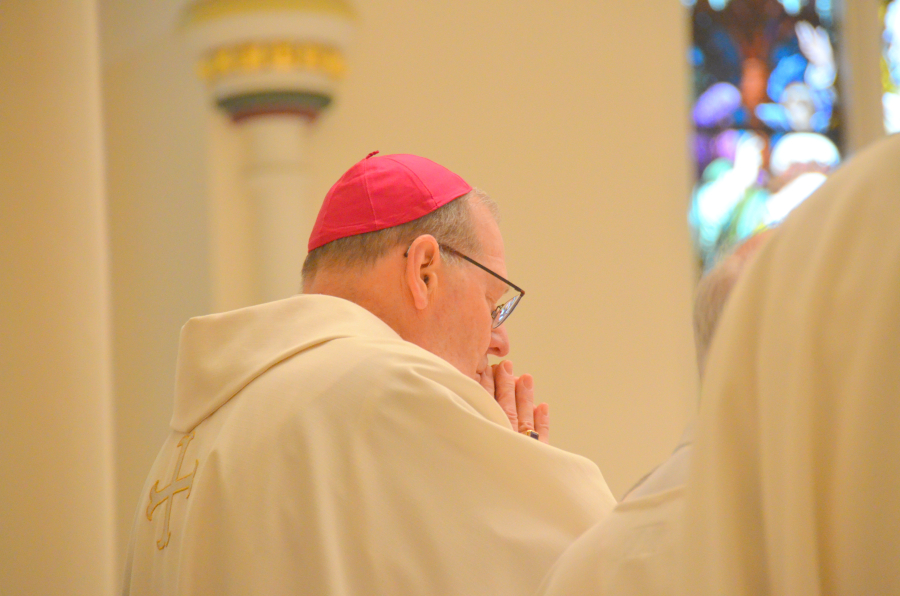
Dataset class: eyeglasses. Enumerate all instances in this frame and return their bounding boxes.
[405,241,525,328]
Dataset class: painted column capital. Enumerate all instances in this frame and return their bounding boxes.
[181,0,355,121]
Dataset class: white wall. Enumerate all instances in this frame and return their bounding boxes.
[100,0,213,574]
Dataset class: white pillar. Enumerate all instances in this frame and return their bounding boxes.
[0,1,115,595]
[182,1,354,307]
[242,114,311,301]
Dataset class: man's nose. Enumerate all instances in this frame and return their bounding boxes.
[488,324,510,358]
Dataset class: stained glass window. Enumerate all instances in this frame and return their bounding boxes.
[883,0,900,133]
[684,0,843,269]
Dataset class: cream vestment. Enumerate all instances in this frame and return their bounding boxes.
[681,133,900,595]
[122,294,615,596]
[536,425,693,596]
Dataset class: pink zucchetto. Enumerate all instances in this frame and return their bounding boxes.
[307,152,473,251]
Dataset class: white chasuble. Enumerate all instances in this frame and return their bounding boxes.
[122,294,615,596]
[681,133,900,595]
[537,486,684,596]
[536,428,693,596]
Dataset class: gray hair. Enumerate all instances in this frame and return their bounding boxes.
[302,189,498,285]
[693,229,774,377]
[693,255,743,378]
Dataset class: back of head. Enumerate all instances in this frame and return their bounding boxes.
[692,228,774,378]
[301,152,509,380]
[302,152,497,288]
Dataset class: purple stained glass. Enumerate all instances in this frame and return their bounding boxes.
[693,82,743,127]
[713,129,741,162]
[685,0,844,270]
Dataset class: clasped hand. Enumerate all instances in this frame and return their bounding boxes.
[477,360,549,444]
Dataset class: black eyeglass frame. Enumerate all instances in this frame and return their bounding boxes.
[404,241,525,328]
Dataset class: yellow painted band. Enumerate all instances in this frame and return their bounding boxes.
[198,41,346,82]
[183,0,354,26]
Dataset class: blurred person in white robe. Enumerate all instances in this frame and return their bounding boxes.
[682,133,900,595]
[122,153,616,596]
[535,229,772,596]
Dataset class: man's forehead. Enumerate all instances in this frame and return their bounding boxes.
[473,243,508,284]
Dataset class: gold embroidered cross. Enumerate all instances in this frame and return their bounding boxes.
[147,431,198,550]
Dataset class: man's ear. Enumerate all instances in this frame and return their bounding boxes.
[405,235,440,310]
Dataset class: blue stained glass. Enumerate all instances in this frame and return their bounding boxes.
[817,0,833,24]
[689,46,705,67]
[780,0,806,15]
[685,0,843,270]
[767,53,808,101]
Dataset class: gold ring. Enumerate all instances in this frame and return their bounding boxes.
[520,429,539,440]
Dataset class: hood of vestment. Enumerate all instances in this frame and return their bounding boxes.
[170,294,402,432]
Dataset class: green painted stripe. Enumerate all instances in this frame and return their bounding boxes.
[217,90,333,116]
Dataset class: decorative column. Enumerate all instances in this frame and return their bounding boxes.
[182,0,354,303]
[0,1,116,594]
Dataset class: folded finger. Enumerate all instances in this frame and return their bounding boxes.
[477,365,494,395]
[515,374,535,433]
[493,361,518,431]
